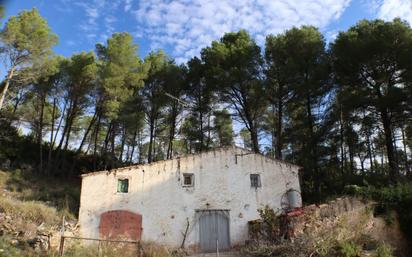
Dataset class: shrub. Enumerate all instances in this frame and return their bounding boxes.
[336,241,362,257]
[349,183,412,242]
[374,243,394,257]
[0,236,38,257]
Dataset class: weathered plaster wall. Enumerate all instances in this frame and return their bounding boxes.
[78,147,301,250]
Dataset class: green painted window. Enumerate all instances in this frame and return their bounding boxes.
[117,179,129,193]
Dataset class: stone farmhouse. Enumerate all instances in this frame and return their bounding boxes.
[78,146,302,253]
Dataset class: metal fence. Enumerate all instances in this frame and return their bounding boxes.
[58,235,142,257]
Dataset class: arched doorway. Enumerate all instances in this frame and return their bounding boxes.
[99,210,142,240]
[198,210,230,252]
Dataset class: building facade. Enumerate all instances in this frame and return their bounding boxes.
[78,146,301,252]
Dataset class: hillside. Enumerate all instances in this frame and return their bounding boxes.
[1,169,411,257]
[0,169,182,256]
[0,169,79,256]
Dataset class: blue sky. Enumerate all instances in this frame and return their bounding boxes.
[3,0,412,63]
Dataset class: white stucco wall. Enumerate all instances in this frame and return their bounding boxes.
[78,146,301,250]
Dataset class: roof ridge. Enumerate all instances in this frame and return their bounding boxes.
[81,145,301,178]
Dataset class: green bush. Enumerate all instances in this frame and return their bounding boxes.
[336,241,362,257]
[349,183,412,242]
[374,243,394,257]
[0,237,23,257]
[0,236,38,257]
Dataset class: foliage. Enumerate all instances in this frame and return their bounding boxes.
[331,19,412,182]
[255,206,281,242]
[213,109,234,147]
[349,183,412,241]
[0,6,411,223]
[0,8,58,110]
[336,240,362,257]
[0,236,38,257]
[0,169,79,219]
[374,243,394,257]
[202,30,266,153]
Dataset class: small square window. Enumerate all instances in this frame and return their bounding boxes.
[117,179,129,193]
[250,174,261,188]
[183,173,194,187]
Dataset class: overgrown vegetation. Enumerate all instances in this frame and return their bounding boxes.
[0,169,80,219]
[0,237,182,257]
[347,183,412,242]
[243,206,398,257]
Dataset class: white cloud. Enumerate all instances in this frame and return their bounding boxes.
[67,40,76,46]
[73,0,121,42]
[132,0,351,63]
[325,30,339,43]
[124,0,133,12]
[374,0,412,25]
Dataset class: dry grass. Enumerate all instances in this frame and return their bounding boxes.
[0,169,80,220]
[0,197,60,226]
[242,207,398,257]
[41,241,183,257]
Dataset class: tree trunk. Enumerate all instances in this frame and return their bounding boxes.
[401,124,410,174]
[276,93,283,159]
[53,100,67,148]
[167,110,177,159]
[102,122,113,170]
[110,123,116,168]
[63,103,77,152]
[0,66,15,111]
[380,108,398,182]
[129,126,138,164]
[38,93,46,174]
[339,106,346,187]
[348,141,355,174]
[249,123,260,154]
[76,109,98,154]
[137,129,143,163]
[148,118,155,163]
[366,132,374,173]
[47,98,57,176]
[69,109,99,175]
[206,113,211,149]
[306,95,320,200]
[199,108,204,152]
[118,126,126,162]
[152,121,157,162]
[93,112,102,171]
[271,104,277,158]
[57,100,73,151]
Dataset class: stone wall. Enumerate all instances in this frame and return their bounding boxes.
[290,197,372,236]
[78,146,301,251]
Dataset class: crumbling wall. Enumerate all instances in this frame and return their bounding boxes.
[291,197,370,236]
[293,197,409,255]
[246,197,409,256]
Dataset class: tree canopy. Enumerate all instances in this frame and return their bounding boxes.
[0,10,411,203]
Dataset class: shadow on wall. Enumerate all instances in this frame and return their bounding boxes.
[79,148,300,252]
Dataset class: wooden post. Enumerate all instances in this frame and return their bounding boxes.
[58,216,66,257]
[58,236,65,257]
[136,241,141,257]
[97,241,101,257]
